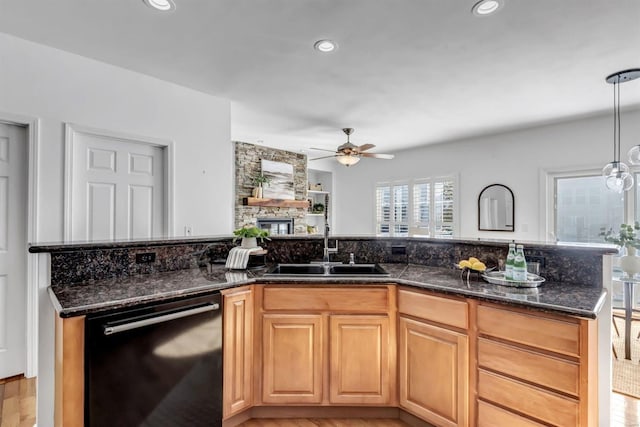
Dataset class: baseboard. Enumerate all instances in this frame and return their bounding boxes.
[399,410,437,427]
[222,409,252,427]
[221,405,436,427]
[251,405,400,419]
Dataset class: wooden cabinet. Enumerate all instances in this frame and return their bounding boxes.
[222,286,254,418]
[398,289,469,427]
[476,303,598,427]
[330,315,390,405]
[261,314,323,404]
[54,314,85,427]
[258,285,395,406]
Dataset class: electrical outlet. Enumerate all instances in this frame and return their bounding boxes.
[136,252,156,264]
[185,225,193,236]
[391,245,407,255]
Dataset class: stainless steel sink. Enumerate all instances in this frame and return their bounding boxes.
[329,264,389,275]
[266,264,326,275]
[264,263,389,277]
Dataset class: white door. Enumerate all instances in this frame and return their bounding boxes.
[0,122,27,379]
[67,127,166,241]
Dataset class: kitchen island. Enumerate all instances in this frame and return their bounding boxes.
[48,262,605,319]
[32,236,614,427]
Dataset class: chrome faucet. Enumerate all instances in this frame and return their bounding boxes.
[323,222,338,264]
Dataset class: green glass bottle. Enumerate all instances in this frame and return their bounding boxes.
[513,244,527,282]
[505,243,516,280]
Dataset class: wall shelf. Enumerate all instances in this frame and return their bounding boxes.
[243,197,310,208]
[306,169,333,235]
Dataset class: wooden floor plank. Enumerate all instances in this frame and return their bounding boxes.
[1,383,18,401]
[612,392,640,427]
[0,383,4,421]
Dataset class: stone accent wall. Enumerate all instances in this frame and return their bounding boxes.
[234,141,308,234]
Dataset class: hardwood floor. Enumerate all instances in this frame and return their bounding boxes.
[0,376,36,427]
[612,392,640,427]
[0,375,639,426]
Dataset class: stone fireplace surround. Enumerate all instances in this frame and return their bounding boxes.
[234,141,308,234]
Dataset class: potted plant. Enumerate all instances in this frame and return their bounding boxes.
[601,222,640,276]
[252,173,271,198]
[233,225,271,248]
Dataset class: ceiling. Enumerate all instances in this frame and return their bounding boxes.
[1,0,639,154]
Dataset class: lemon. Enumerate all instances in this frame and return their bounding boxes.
[471,261,486,271]
[458,260,472,269]
[468,257,480,264]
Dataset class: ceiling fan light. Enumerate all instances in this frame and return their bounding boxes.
[336,155,360,167]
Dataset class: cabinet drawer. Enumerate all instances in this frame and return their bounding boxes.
[262,286,389,312]
[477,305,580,356]
[478,338,579,396]
[478,400,546,427]
[478,370,579,427]
[398,289,468,329]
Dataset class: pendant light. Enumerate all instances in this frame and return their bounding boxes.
[602,69,640,193]
[621,69,640,165]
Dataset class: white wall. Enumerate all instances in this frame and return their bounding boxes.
[333,109,640,242]
[0,32,232,426]
[0,32,233,241]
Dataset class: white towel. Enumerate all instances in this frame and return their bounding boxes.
[225,271,249,282]
[225,246,263,270]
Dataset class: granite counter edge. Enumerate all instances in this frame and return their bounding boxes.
[49,272,606,320]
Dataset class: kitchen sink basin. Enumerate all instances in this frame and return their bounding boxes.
[329,264,389,275]
[266,264,326,275]
[264,263,389,277]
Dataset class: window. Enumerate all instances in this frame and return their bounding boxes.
[376,183,409,236]
[376,177,456,237]
[552,172,626,243]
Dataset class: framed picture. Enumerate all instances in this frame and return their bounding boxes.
[261,159,295,200]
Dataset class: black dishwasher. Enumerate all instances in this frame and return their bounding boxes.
[85,293,222,427]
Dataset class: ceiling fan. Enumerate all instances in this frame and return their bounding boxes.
[310,128,395,167]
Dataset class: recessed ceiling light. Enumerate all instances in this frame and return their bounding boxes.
[142,0,176,12]
[314,40,337,53]
[472,0,503,16]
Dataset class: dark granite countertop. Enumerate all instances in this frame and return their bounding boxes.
[49,263,607,319]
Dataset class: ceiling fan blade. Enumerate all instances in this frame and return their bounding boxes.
[310,147,338,153]
[360,153,394,159]
[357,143,375,152]
[310,155,338,161]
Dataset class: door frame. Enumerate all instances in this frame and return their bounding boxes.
[0,111,40,378]
[63,123,175,240]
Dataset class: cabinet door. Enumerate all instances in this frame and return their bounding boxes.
[262,314,323,404]
[223,288,254,418]
[329,315,391,405]
[399,316,468,427]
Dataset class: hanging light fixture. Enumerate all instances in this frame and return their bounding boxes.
[621,69,640,166]
[602,69,640,193]
[335,154,361,167]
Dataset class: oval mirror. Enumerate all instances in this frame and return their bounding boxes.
[478,184,514,231]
